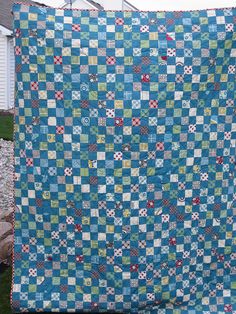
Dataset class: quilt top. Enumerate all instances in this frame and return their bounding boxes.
[12,3,236,313]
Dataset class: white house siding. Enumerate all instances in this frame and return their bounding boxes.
[8,38,15,109]
[0,31,14,110]
[0,32,8,110]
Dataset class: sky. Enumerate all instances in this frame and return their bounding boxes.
[131,0,236,10]
[36,0,236,10]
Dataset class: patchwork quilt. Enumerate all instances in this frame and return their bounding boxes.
[12,3,236,313]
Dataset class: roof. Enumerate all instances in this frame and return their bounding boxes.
[86,0,103,10]
[124,0,138,10]
[63,0,138,11]
[0,0,46,32]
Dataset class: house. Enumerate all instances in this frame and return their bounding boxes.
[0,0,45,110]
[123,1,138,11]
[62,0,138,11]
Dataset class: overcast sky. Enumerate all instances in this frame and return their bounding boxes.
[36,0,236,10]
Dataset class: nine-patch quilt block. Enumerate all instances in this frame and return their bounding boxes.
[12,3,236,313]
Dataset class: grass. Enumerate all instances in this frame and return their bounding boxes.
[0,114,14,141]
[0,266,12,314]
[0,113,13,313]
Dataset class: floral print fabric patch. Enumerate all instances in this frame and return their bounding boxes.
[12,3,236,313]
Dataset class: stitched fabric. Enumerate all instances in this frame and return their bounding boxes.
[12,3,236,313]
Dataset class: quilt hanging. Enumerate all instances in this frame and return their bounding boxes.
[12,3,236,313]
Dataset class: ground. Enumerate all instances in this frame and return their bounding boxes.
[0,265,12,314]
[0,111,13,314]
[0,113,13,141]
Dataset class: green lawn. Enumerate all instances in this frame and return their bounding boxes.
[0,114,13,313]
[0,266,12,314]
[0,114,14,141]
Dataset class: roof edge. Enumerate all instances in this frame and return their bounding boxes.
[0,25,13,36]
[61,0,103,10]
[124,0,138,10]
[85,0,103,10]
